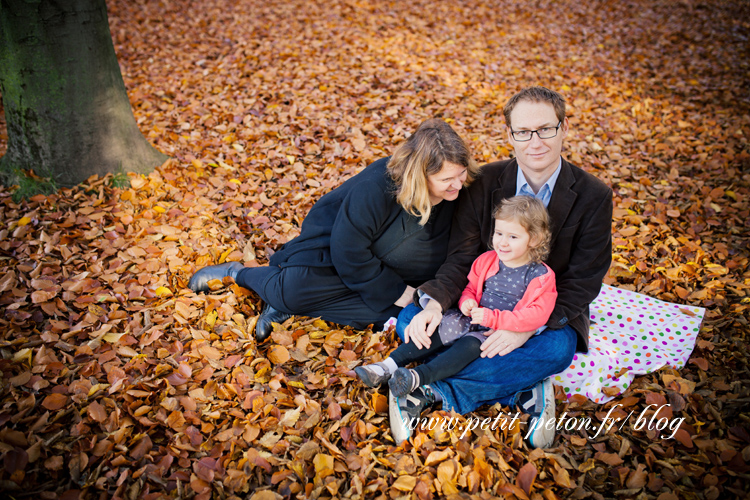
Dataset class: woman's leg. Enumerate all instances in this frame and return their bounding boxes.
[235,266,286,307]
[238,265,401,330]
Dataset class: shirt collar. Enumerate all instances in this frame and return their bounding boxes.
[515,157,562,199]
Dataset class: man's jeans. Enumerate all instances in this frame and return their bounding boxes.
[396,304,577,415]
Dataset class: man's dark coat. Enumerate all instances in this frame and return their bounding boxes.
[419,158,613,352]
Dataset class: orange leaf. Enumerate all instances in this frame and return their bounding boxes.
[371,392,388,413]
[673,428,694,448]
[87,401,107,422]
[31,290,57,303]
[645,392,667,407]
[552,463,573,488]
[437,459,460,495]
[42,393,68,411]
[392,475,417,492]
[339,349,357,361]
[689,357,709,371]
[626,463,648,489]
[516,462,537,495]
[595,452,623,466]
[268,345,290,365]
[424,448,454,467]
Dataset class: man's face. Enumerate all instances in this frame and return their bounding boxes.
[507,100,568,180]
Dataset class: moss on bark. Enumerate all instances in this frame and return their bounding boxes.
[0,0,168,188]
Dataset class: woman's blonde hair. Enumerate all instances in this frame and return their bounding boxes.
[492,196,552,263]
[388,119,479,225]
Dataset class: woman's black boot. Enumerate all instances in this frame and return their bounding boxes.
[256,304,292,341]
[187,262,244,292]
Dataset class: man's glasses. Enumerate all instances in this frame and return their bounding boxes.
[510,122,562,142]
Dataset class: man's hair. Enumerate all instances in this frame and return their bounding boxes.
[503,86,566,129]
[388,118,479,225]
[492,196,551,263]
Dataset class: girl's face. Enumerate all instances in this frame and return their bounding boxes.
[492,217,536,268]
[426,161,468,205]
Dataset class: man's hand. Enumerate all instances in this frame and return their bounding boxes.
[459,299,477,317]
[404,300,442,349]
[480,329,535,358]
[470,307,486,325]
[394,285,416,308]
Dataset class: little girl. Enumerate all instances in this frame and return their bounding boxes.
[355,196,557,397]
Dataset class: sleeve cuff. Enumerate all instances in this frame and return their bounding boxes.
[417,290,434,309]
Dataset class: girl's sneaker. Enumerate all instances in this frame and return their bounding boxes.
[354,362,392,388]
[389,367,419,398]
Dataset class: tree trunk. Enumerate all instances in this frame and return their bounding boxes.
[0,0,168,188]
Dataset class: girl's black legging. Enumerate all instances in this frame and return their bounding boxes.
[389,330,482,386]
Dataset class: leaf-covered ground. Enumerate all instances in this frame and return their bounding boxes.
[1,0,749,498]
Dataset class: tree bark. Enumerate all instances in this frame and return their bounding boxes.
[0,0,168,187]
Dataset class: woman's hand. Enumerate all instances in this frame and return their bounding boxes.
[480,329,535,358]
[470,306,486,324]
[459,299,477,317]
[394,285,417,308]
[404,300,442,349]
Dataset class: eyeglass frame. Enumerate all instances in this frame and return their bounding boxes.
[509,121,563,142]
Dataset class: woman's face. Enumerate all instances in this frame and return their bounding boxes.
[427,161,468,205]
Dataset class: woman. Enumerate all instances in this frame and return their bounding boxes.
[188,119,479,341]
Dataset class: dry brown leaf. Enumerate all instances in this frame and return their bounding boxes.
[0,0,746,497]
[391,475,417,492]
[517,462,538,495]
[41,393,68,411]
[424,448,454,467]
[267,345,290,365]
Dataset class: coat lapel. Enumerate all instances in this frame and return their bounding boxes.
[547,159,577,242]
[488,159,577,243]
[491,159,519,208]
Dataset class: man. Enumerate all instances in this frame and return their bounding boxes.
[390,86,613,448]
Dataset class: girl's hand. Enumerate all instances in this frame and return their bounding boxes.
[470,307,486,324]
[460,299,478,317]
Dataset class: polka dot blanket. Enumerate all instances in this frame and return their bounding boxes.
[553,284,705,403]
